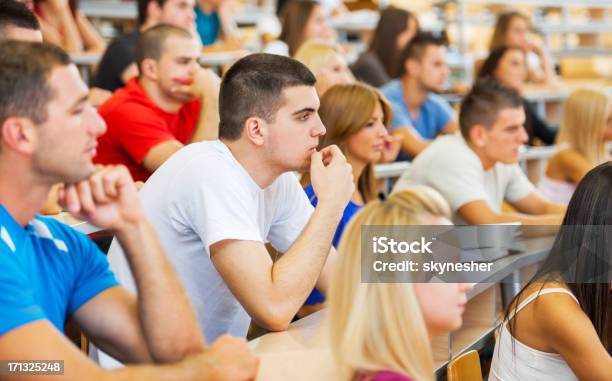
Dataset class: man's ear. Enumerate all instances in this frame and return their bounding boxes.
[140,58,158,80]
[1,117,38,155]
[468,124,487,147]
[406,58,419,77]
[244,116,265,146]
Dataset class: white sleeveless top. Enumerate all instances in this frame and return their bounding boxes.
[537,176,576,204]
[488,288,580,381]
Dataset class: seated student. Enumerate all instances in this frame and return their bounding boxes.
[351,6,419,88]
[329,187,473,381]
[393,79,565,225]
[380,32,458,160]
[0,40,257,381]
[195,0,241,46]
[106,53,354,343]
[478,46,557,146]
[265,0,336,56]
[0,1,66,216]
[294,39,354,97]
[94,24,220,182]
[93,0,196,94]
[32,0,105,53]
[299,83,394,313]
[539,89,612,203]
[490,161,612,381]
[490,10,557,86]
[0,0,43,42]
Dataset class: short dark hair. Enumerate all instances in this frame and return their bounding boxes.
[369,6,419,79]
[137,0,167,26]
[0,0,40,37]
[398,31,447,76]
[135,24,192,73]
[458,78,523,140]
[0,41,71,136]
[219,53,316,141]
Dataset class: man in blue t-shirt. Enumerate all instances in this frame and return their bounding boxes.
[0,41,256,380]
[380,32,458,161]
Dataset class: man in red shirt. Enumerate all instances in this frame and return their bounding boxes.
[95,24,220,182]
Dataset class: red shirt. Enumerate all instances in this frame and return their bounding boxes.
[95,79,201,182]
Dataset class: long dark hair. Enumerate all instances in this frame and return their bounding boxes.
[278,0,319,56]
[477,46,522,80]
[504,161,612,350]
[369,6,418,79]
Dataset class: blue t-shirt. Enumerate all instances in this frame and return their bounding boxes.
[0,204,118,335]
[303,185,362,305]
[195,6,220,46]
[380,79,454,140]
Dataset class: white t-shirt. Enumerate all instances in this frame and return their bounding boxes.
[392,135,534,224]
[106,140,314,343]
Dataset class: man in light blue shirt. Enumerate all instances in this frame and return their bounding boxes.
[381,32,458,160]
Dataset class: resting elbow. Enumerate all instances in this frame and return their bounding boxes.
[253,308,292,332]
[149,338,204,363]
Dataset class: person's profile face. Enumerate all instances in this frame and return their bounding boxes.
[481,107,528,164]
[161,0,196,32]
[304,5,335,42]
[346,101,388,165]
[416,45,448,93]
[506,16,530,49]
[33,64,106,184]
[494,49,527,91]
[314,53,353,96]
[414,282,473,336]
[264,85,325,172]
[396,17,418,50]
[156,35,201,101]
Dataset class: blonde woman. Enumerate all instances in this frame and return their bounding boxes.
[299,83,398,312]
[539,89,612,203]
[329,187,472,381]
[294,39,354,96]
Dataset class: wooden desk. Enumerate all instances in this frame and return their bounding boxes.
[249,235,556,380]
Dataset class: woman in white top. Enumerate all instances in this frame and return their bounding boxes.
[489,161,612,380]
[539,89,612,204]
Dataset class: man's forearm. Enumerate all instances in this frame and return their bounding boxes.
[115,220,205,362]
[268,202,343,315]
[191,96,220,142]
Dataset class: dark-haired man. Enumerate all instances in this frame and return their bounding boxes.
[94,24,219,182]
[107,53,354,343]
[381,32,458,159]
[0,41,257,381]
[393,79,565,225]
[93,0,196,93]
[0,0,42,41]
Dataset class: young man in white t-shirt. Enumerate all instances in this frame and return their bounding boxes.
[107,53,354,344]
[393,79,565,225]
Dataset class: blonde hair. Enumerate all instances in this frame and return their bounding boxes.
[294,39,350,77]
[328,186,451,381]
[301,83,392,203]
[557,88,611,166]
